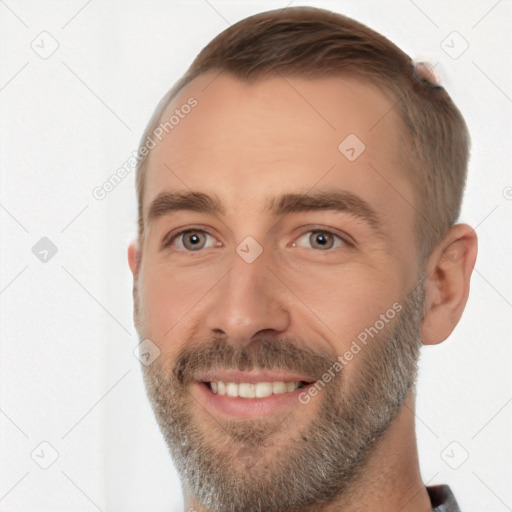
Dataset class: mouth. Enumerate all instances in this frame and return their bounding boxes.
[204,380,310,397]
[194,370,318,418]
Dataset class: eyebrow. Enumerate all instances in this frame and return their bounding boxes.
[267,189,383,234]
[148,191,225,223]
[147,188,383,235]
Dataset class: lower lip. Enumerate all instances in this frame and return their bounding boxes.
[195,381,316,419]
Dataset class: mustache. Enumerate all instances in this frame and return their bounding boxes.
[173,336,339,386]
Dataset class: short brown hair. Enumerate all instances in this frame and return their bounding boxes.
[135,6,470,262]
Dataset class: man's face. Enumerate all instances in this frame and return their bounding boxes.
[131,74,425,511]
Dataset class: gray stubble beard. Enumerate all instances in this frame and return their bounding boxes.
[138,276,425,512]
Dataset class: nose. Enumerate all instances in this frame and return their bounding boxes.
[204,252,290,345]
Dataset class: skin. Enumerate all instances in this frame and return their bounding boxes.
[128,73,478,511]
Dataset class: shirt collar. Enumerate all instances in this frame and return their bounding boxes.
[427,485,462,512]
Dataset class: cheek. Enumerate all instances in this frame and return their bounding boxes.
[136,261,217,352]
[285,267,403,365]
[287,264,400,326]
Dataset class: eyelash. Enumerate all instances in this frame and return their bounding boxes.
[162,226,351,252]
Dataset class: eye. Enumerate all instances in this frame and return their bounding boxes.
[291,229,347,251]
[163,229,220,252]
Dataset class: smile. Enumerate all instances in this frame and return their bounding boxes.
[196,379,318,419]
[207,380,308,398]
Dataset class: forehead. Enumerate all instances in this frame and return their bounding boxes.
[154,73,403,169]
[142,72,416,248]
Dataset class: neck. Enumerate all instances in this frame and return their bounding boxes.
[183,391,432,512]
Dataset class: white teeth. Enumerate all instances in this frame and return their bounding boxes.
[239,383,256,398]
[208,381,303,398]
[286,382,298,392]
[273,382,287,394]
[255,382,273,398]
[226,382,238,397]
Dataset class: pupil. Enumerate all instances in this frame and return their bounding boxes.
[185,232,203,250]
[312,232,332,249]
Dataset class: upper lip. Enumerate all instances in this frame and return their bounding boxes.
[197,369,317,384]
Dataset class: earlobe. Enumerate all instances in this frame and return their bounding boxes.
[128,239,140,278]
[420,224,478,345]
[128,239,141,330]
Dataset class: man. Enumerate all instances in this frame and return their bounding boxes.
[127,6,477,512]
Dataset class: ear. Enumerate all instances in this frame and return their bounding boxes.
[421,223,478,345]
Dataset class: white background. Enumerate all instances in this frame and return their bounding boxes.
[1,1,511,511]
